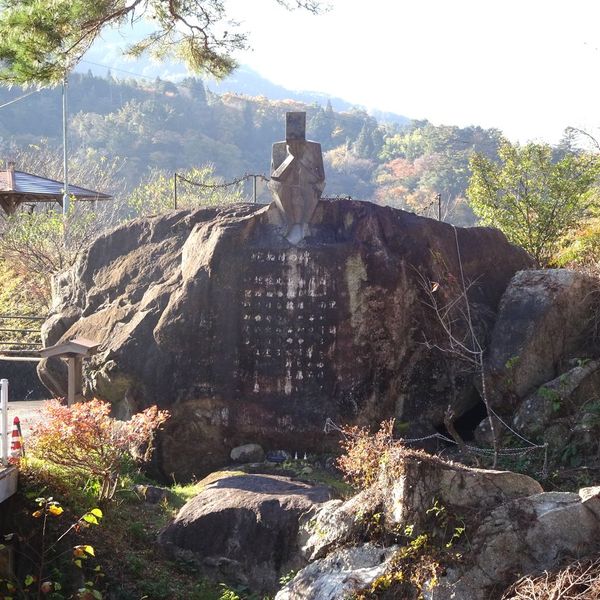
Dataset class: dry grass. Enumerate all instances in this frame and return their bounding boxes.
[502,555,600,600]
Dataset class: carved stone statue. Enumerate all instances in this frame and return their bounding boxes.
[269,112,325,244]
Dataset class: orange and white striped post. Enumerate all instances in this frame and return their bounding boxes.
[10,416,24,458]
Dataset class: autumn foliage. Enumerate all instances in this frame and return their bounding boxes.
[336,419,400,489]
[29,399,170,500]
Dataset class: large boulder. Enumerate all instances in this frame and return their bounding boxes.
[510,360,600,467]
[40,200,531,478]
[380,450,543,531]
[300,489,377,561]
[485,269,599,410]
[300,450,542,563]
[481,269,600,470]
[158,473,332,592]
[435,490,600,600]
[230,443,265,463]
[513,359,600,436]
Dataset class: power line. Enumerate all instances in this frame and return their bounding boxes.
[80,59,180,84]
[79,59,217,100]
[0,59,158,113]
[0,89,43,110]
[80,60,197,89]
[79,59,204,100]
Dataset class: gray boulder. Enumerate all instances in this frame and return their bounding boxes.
[485,269,599,410]
[380,450,542,533]
[513,359,600,435]
[230,443,265,463]
[434,490,600,599]
[291,454,599,600]
[300,451,542,562]
[159,473,332,592]
[275,544,398,600]
[508,359,600,468]
[39,201,531,479]
[300,489,378,562]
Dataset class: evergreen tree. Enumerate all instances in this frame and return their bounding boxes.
[183,78,207,105]
[354,119,381,159]
[0,0,325,85]
[308,106,334,148]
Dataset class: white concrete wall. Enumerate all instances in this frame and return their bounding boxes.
[0,466,17,504]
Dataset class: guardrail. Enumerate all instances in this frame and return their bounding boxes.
[0,315,44,354]
[0,379,8,464]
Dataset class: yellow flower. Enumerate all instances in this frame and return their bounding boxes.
[48,505,63,516]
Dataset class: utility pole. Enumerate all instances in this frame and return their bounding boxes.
[62,76,69,216]
[252,174,257,203]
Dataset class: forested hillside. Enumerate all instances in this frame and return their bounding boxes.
[0,72,504,224]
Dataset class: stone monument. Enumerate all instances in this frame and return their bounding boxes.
[269,112,325,244]
[37,112,534,480]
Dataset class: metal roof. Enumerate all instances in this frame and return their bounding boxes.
[0,170,111,200]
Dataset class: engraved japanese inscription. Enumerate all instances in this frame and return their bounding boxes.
[239,248,338,398]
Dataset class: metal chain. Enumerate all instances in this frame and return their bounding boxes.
[176,172,270,190]
[178,173,357,200]
[323,418,549,477]
[487,405,541,448]
[322,194,354,201]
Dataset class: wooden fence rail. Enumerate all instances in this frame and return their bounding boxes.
[0,315,44,355]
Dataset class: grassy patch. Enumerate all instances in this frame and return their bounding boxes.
[10,462,224,599]
[92,493,222,600]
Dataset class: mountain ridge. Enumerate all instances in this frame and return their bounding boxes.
[78,41,410,126]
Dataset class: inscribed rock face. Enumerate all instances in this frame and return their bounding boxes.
[40,199,531,479]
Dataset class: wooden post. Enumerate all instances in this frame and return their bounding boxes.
[74,356,82,401]
[67,356,83,406]
[67,357,75,406]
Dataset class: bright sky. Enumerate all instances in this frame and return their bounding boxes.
[221,0,600,144]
